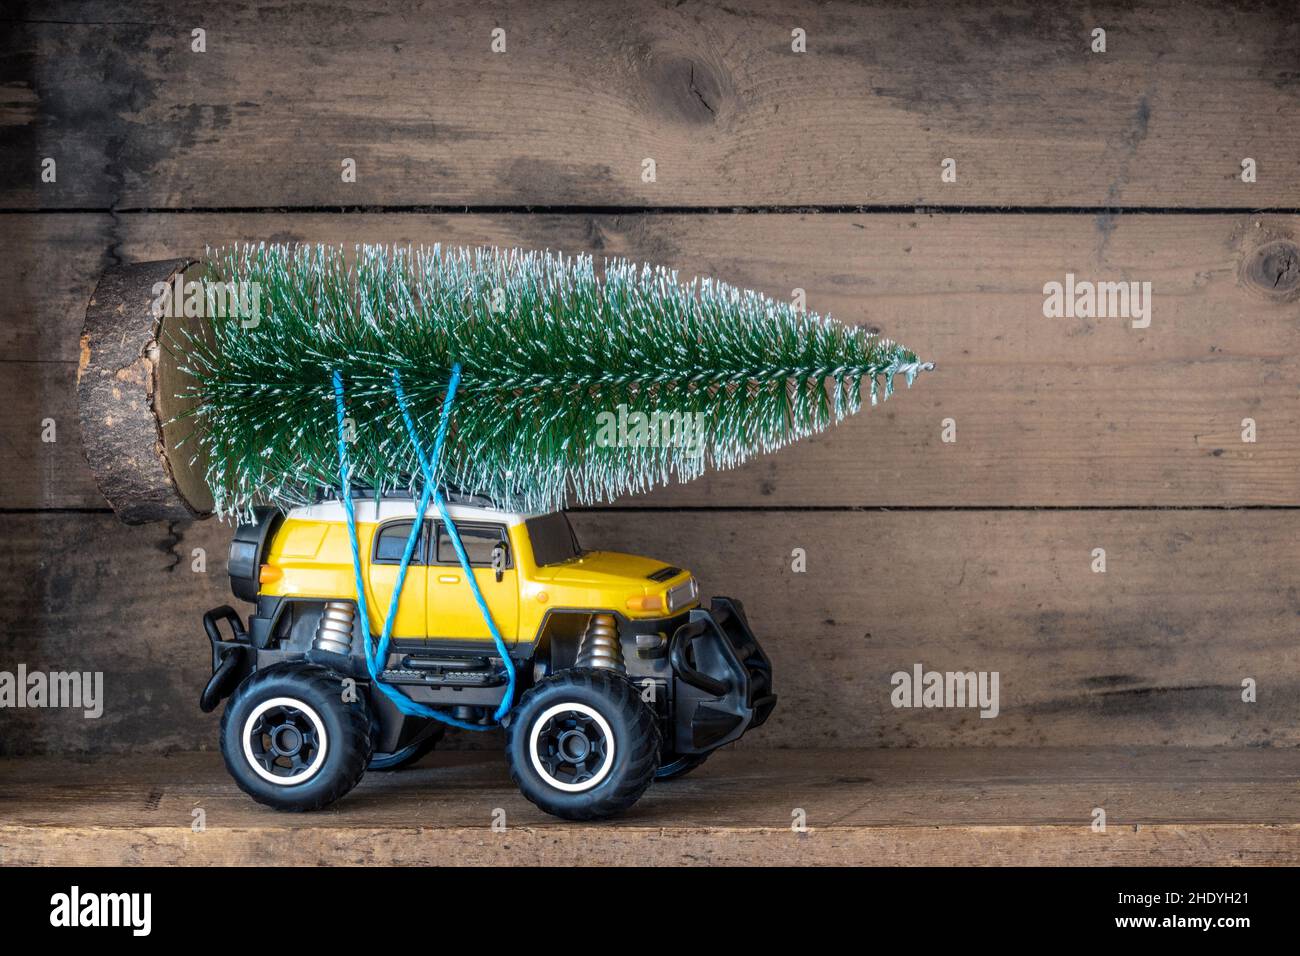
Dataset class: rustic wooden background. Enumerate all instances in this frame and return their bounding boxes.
[2,0,1298,756]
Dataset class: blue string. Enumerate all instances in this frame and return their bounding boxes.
[392,368,518,722]
[331,368,496,732]
[371,477,436,686]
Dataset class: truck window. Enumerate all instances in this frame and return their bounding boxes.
[436,523,510,567]
[525,512,583,566]
[373,521,425,564]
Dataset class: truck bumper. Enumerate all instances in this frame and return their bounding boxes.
[199,605,254,712]
[669,597,777,755]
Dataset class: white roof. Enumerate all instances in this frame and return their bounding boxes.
[288,498,536,527]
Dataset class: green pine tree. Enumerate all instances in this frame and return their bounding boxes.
[177,243,930,519]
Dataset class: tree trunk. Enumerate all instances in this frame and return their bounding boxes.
[77,258,214,523]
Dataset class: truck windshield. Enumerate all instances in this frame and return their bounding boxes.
[526,512,584,566]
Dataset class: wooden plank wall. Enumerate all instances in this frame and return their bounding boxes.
[2,0,1297,754]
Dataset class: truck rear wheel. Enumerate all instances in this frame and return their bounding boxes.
[506,668,660,820]
[220,663,372,811]
[369,722,446,771]
[655,752,710,781]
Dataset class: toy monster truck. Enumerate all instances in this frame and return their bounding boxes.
[200,494,775,819]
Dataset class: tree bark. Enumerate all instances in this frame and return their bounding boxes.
[77,258,214,523]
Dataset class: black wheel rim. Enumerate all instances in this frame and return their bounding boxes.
[247,702,324,781]
[534,709,610,787]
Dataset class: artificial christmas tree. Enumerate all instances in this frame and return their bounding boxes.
[178,242,929,519]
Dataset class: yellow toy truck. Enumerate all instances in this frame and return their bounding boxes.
[201,493,775,819]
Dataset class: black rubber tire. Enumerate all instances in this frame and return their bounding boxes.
[506,668,661,821]
[654,752,710,781]
[368,722,446,771]
[220,662,372,812]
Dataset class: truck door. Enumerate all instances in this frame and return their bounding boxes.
[366,519,430,640]
[427,520,519,644]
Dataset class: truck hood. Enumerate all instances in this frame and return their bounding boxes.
[533,550,687,591]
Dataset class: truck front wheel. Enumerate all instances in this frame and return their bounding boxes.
[506,668,660,820]
[220,663,372,811]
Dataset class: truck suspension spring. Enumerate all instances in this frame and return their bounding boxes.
[313,600,356,656]
[575,613,625,674]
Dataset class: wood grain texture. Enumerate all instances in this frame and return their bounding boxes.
[4,211,1299,509]
[3,0,1299,808]
[2,749,1298,865]
[2,1,1298,209]
[2,509,1295,754]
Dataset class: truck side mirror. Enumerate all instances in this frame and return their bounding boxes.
[492,544,507,582]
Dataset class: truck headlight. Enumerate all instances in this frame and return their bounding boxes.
[666,576,699,612]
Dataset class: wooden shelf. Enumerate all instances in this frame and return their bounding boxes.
[3,748,1297,866]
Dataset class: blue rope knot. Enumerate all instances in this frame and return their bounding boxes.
[331,365,517,732]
